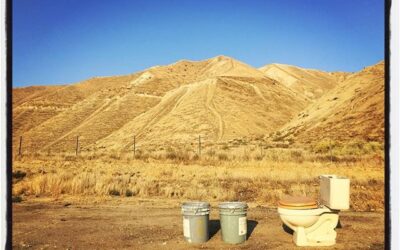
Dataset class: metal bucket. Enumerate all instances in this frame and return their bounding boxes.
[181,201,210,243]
[219,202,248,244]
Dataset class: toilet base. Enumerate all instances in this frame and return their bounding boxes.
[291,213,339,247]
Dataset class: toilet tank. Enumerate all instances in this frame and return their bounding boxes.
[320,175,350,210]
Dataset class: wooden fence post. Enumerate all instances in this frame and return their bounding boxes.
[133,135,136,158]
[198,135,201,157]
[18,136,22,157]
[75,136,80,156]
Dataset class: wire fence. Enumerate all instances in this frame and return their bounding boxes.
[11,133,367,164]
[12,134,274,159]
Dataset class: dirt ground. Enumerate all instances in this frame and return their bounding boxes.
[12,198,385,249]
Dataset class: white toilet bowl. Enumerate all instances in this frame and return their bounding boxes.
[277,175,350,247]
[278,204,339,246]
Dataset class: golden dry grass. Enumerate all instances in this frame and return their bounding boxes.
[12,147,384,212]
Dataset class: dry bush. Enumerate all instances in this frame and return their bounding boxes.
[217,153,229,161]
[12,196,23,203]
[221,144,230,150]
[206,149,216,157]
[253,154,264,161]
[12,170,26,180]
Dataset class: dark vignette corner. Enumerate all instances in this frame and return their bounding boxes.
[6,0,12,249]
[384,0,391,248]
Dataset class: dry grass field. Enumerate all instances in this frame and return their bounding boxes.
[12,144,384,212]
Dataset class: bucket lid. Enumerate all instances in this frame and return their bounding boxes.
[182,201,210,210]
[218,201,248,209]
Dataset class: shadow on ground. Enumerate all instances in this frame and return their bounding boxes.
[209,220,220,239]
[247,220,258,240]
[282,223,294,235]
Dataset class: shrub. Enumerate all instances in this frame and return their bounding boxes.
[217,153,229,161]
[165,149,190,161]
[221,144,230,150]
[125,189,134,197]
[364,141,383,153]
[109,154,121,160]
[340,140,382,156]
[109,189,120,196]
[192,154,200,161]
[64,155,77,161]
[136,151,150,161]
[206,149,216,157]
[12,196,22,203]
[254,154,264,161]
[12,170,26,180]
[290,149,304,163]
[312,140,336,154]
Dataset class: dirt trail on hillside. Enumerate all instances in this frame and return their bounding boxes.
[250,83,267,102]
[13,199,384,250]
[132,87,188,140]
[42,99,114,150]
[206,80,224,141]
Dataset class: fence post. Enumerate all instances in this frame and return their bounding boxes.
[329,139,333,163]
[75,136,80,156]
[18,136,22,157]
[133,135,136,158]
[198,135,201,157]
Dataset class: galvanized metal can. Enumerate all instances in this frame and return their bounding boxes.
[219,201,248,244]
[181,201,210,243]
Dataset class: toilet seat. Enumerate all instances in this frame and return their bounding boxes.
[278,196,318,210]
[277,206,331,216]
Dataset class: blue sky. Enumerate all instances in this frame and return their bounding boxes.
[13,0,384,87]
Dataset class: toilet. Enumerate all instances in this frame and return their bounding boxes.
[277,175,350,247]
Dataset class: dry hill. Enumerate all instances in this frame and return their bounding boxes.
[259,63,349,100]
[96,75,308,151]
[275,61,384,144]
[13,56,308,153]
[12,56,384,154]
